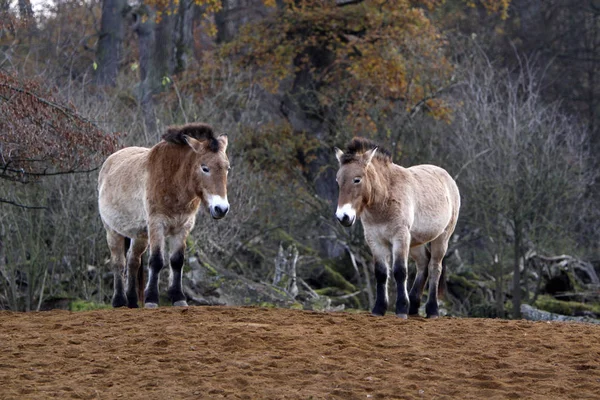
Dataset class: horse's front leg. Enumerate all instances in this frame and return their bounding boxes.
[372,259,389,316]
[144,220,165,308]
[167,230,190,307]
[369,239,392,316]
[392,234,411,319]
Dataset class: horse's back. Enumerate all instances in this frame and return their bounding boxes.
[98,147,150,238]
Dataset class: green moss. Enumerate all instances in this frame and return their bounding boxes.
[202,263,219,276]
[534,295,600,316]
[69,300,111,312]
[270,286,289,297]
[311,264,357,292]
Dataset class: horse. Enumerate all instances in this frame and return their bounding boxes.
[98,123,230,308]
[334,137,460,318]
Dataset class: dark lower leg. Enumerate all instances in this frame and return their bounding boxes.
[144,249,164,305]
[372,261,388,316]
[393,259,409,316]
[126,240,148,308]
[125,258,141,308]
[112,269,127,308]
[425,266,442,318]
[408,267,429,315]
[167,248,186,304]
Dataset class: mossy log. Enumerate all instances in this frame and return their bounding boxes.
[521,304,600,324]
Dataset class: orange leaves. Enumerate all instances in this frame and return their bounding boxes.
[465,0,510,19]
[146,0,221,23]
[0,72,118,182]
[224,0,454,130]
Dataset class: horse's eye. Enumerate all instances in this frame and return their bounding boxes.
[353,177,361,184]
[201,165,210,174]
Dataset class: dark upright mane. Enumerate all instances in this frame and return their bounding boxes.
[340,137,392,165]
[162,123,221,152]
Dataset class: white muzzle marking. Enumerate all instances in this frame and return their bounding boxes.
[336,203,356,227]
[208,194,230,219]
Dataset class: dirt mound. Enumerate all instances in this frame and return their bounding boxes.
[1,307,599,399]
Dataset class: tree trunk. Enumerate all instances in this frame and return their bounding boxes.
[132,4,157,135]
[493,255,505,318]
[172,0,194,74]
[95,0,126,86]
[512,220,522,319]
[281,50,344,259]
[154,4,175,81]
[215,0,268,43]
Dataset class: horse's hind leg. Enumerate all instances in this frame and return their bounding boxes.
[106,228,127,308]
[425,233,450,318]
[408,245,430,316]
[167,232,189,307]
[145,221,165,308]
[125,238,148,308]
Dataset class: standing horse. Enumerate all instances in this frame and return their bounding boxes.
[98,123,230,308]
[334,137,460,318]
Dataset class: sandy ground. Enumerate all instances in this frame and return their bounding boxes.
[0,306,599,400]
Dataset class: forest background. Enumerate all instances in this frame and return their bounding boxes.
[1,0,599,320]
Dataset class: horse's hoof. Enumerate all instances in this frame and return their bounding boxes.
[112,299,127,308]
[173,300,188,307]
[396,313,408,319]
[145,302,159,309]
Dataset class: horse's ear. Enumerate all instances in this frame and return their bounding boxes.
[218,134,228,151]
[364,147,378,166]
[334,147,344,164]
[183,135,203,153]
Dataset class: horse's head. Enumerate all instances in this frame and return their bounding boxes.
[334,142,378,227]
[175,126,230,219]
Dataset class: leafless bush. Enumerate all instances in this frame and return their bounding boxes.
[446,43,597,317]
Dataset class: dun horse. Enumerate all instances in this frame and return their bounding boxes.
[334,138,460,318]
[98,123,230,308]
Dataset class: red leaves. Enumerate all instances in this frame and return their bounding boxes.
[0,71,119,182]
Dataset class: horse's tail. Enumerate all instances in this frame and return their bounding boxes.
[438,260,447,298]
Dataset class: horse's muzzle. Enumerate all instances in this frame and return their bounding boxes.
[210,205,229,219]
[336,213,355,227]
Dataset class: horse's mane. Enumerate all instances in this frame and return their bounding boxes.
[162,123,220,152]
[340,137,392,165]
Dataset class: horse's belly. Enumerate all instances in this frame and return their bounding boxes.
[410,209,452,245]
[99,196,149,238]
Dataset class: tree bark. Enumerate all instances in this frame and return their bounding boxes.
[215,0,268,43]
[132,4,157,135]
[96,0,127,86]
[172,0,194,74]
[512,219,522,319]
[281,49,344,259]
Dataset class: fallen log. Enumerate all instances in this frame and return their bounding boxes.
[520,304,600,324]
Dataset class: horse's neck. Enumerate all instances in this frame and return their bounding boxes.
[149,144,199,202]
[370,161,398,197]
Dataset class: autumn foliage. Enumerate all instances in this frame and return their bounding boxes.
[0,71,118,182]
[223,0,454,131]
